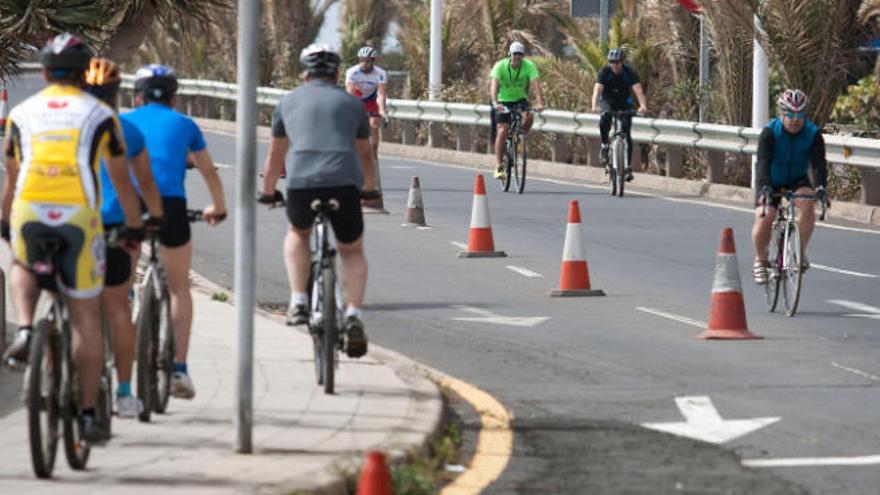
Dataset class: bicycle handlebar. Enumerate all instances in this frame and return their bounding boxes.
[759,190,828,221]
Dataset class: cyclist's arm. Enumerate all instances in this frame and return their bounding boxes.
[632,83,648,113]
[591,83,604,112]
[490,78,500,106]
[2,122,20,221]
[345,80,358,96]
[190,148,227,217]
[356,137,377,192]
[107,153,145,229]
[129,148,163,219]
[377,82,387,115]
[530,79,545,111]
[755,127,775,193]
[809,132,828,189]
[261,136,288,197]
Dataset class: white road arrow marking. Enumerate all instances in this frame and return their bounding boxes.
[450,241,468,251]
[828,299,880,320]
[812,264,878,278]
[451,305,550,328]
[506,265,543,278]
[635,306,705,328]
[641,396,780,444]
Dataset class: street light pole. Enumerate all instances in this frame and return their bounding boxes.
[600,0,610,46]
[751,14,769,190]
[428,0,443,100]
[234,0,259,454]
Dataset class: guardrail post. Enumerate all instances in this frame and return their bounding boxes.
[219,101,228,121]
[456,124,473,152]
[186,97,193,117]
[586,138,601,167]
[428,122,443,148]
[630,143,643,172]
[551,134,571,163]
[706,150,725,183]
[402,121,416,145]
[666,146,684,178]
[860,168,880,205]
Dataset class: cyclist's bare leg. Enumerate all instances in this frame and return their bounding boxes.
[101,266,136,384]
[793,185,817,251]
[368,115,382,160]
[10,262,38,328]
[494,124,509,164]
[337,237,367,309]
[752,205,776,262]
[284,225,312,294]
[68,296,102,409]
[159,242,193,364]
[522,111,533,132]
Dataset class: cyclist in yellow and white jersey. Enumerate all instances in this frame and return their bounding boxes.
[1,33,145,443]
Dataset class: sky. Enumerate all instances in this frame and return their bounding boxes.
[314,3,401,52]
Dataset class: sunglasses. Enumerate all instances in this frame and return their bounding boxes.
[784,111,805,119]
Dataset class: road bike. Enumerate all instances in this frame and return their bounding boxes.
[602,109,637,198]
[133,209,209,421]
[307,198,345,395]
[496,106,527,194]
[24,234,112,478]
[761,189,827,317]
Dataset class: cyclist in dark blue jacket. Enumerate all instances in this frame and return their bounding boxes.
[751,89,829,285]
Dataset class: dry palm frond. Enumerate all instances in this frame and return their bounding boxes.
[340,0,395,63]
[701,1,754,125]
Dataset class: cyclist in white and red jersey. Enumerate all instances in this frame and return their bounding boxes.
[345,46,387,160]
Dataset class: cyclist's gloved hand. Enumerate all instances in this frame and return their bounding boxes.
[116,225,147,248]
[257,190,285,207]
[381,113,389,128]
[758,185,772,203]
[814,186,827,202]
[144,215,164,233]
[361,189,381,201]
[0,220,10,242]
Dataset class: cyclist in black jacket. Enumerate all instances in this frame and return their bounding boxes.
[751,89,829,285]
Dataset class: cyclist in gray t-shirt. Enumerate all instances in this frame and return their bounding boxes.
[259,44,377,359]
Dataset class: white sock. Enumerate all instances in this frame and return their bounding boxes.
[289,292,308,308]
[345,306,363,320]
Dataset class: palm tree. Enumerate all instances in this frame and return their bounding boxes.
[715,0,869,125]
[339,0,395,64]
[481,0,568,58]
[858,0,880,76]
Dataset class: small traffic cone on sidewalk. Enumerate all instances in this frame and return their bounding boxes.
[551,200,604,296]
[357,451,393,495]
[402,176,428,227]
[458,174,506,258]
[699,227,760,339]
[0,86,8,133]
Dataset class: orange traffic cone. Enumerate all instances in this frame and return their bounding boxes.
[551,200,604,296]
[699,227,760,339]
[458,174,506,258]
[0,86,8,132]
[402,176,428,227]
[357,451,393,495]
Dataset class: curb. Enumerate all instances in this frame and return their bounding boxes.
[188,271,445,494]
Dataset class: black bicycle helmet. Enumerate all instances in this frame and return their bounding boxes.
[39,33,92,71]
[134,64,179,100]
[607,48,626,63]
[300,43,341,77]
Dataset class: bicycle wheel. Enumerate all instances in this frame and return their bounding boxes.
[322,265,337,395]
[501,139,514,192]
[27,318,61,479]
[135,287,154,421]
[97,323,113,436]
[514,133,527,194]
[308,261,324,385]
[782,222,803,317]
[607,141,617,196]
[63,321,90,470]
[764,229,782,312]
[0,269,6,357]
[614,137,625,197]
[152,290,173,413]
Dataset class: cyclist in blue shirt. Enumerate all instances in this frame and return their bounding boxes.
[751,89,829,285]
[84,57,164,422]
[125,64,227,400]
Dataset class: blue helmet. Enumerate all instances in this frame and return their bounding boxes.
[134,64,178,100]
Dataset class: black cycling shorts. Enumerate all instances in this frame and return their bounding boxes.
[159,197,191,248]
[495,99,530,125]
[755,176,814,208]
[103,223,132,287]
[286,186,364,244]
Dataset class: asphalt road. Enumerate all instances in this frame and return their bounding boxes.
[4,73,880,494]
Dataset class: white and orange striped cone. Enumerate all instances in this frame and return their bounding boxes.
[699,227,760,339]
[402,176,428,227]
[550,200,604,296]
[0,86,8,135]
[458,174,506,258]
[362,162,389,215]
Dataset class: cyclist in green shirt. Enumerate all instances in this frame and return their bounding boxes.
[489,41,545,179]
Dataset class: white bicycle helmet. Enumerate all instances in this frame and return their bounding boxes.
[357,46,377,59]
[777,89,809,113]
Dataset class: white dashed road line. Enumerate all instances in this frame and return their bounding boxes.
[812,264,878,278]
[831,362,880,381]
[742,455,880,467]
[450,241,468,251]
[506,265,543,278]
[828,299,880,320]
[635,306,705,329]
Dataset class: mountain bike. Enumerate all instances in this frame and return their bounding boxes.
[24,234,112,477]
[602,109,637,198]
[496,105,528,194]
[761,189,827,317]
[133,209,209,421]
[307,198,345,395]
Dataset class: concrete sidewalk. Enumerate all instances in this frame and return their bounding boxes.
[0,254,442,494]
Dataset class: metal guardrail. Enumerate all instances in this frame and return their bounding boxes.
[119,75,880,171]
